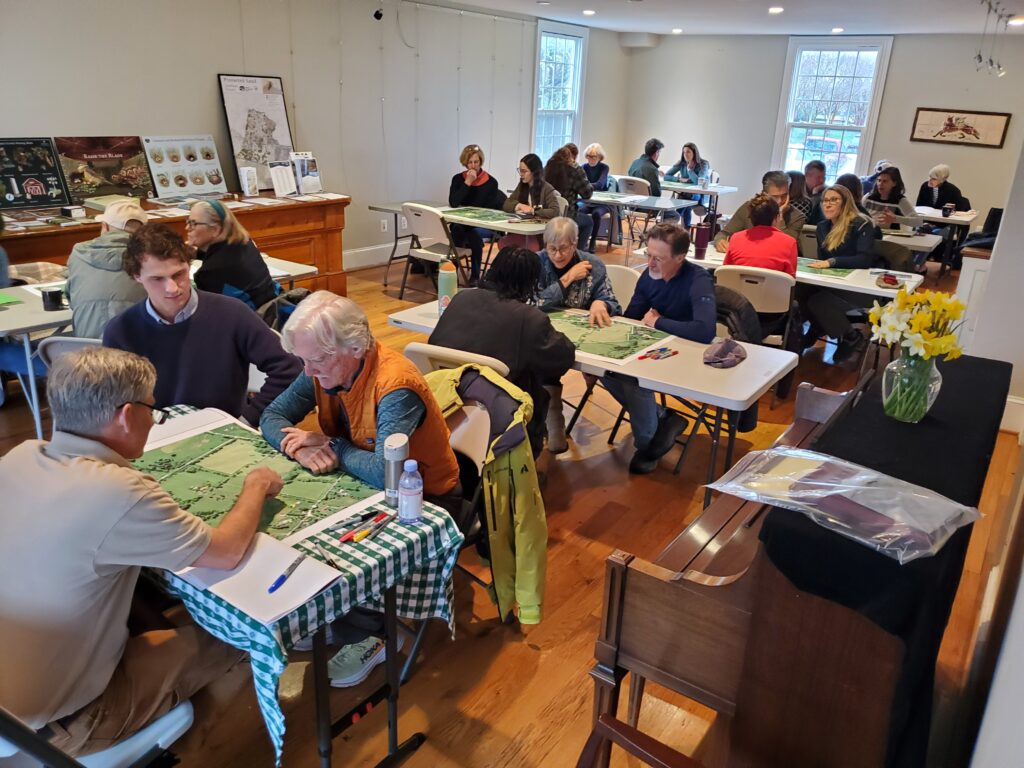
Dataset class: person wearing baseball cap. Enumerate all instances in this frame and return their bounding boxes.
[66,200,149,338]
[861,159,892,197]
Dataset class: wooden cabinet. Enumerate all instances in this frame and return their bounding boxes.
[0,194,350,295]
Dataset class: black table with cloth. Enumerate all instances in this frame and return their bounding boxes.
[758,354,1011,768]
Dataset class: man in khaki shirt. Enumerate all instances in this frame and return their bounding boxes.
[0,347,283,756]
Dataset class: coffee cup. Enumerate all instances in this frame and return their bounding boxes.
[41,288,64,311]
[942,203,955,218]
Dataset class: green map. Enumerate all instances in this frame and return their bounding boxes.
[446,206,511,222]
[547,310,669,361]
[797,257,854,278]
[135,425,376,540]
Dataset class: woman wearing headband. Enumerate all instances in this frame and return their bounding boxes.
[187,200,278,309]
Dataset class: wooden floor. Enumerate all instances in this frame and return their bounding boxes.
[0,257,1014,767]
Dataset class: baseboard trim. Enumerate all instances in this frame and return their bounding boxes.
[343,237,438,272]
[1001,395,1024,436]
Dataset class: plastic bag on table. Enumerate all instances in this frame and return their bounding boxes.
[706,446,980,564]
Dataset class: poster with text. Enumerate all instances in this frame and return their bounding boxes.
[0,137,70,210]
[142,135,228,198]
[218,74,294,190]
[55,136,155,204]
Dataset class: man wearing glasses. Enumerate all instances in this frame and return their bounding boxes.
[604,223,717,474]
[536,217,622,453]
[714,170,806,253]
[103,223,300,426]
[0,346,283,757]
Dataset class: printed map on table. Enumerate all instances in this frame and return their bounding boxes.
[135,424,376,542]
[547,310,670,363]
[797,257,854,278]
[446,206,511,222]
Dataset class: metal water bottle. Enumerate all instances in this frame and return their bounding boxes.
[383,433,409,508]
[438,261,458,316]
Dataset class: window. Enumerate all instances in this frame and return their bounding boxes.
[534,21,588,161]
[772,37,892,184]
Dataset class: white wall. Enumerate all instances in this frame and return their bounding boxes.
[623,34,1024,219]
[578,28,631,173]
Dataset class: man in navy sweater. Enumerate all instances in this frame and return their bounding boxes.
[603,223,717,474]
[103,224,300,425]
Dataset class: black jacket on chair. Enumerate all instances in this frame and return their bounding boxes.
[915,180,969,211]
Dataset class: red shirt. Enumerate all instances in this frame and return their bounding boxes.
[723,225,798,277]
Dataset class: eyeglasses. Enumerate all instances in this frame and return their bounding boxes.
[822,196,843,206]
[517,167,529,175]
[119,401,170,424]
[546,243,575,255]
[585,154,600,159]
[184,219,217,229]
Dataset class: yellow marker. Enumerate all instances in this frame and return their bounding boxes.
[353,527,373,543]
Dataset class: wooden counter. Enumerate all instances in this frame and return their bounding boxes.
[0,193,350,295]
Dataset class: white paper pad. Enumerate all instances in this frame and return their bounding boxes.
[312,192,347,200]
[223,200,253,209]
[243,197,289,206]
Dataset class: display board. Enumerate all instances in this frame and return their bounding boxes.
[142,134,228,198]
[54,136,155,204]
[218,74,294,191]
[0,137,70,210]
[547,310,670,363]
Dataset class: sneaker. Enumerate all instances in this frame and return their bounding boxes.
[832,331,868,365]
[327,634,405,688]
[628,450,659,475]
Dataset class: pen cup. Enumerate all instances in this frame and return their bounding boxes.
[41,288,64,311]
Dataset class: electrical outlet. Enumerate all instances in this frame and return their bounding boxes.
[400,215,408,230]
[380,218,388,233]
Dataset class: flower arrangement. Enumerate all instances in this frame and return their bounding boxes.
[869,288,965,423]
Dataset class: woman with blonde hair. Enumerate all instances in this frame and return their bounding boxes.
[187,199,278,309]
[448,144,503,283]
[582,142,611,252]
[801,184,877,364]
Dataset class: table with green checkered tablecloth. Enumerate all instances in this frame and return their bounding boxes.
[148,408,464,765]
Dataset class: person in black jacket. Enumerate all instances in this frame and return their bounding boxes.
[429,246,575,455]
[915,164,969,211]
[187,200,278,310]
[448,144,504,284]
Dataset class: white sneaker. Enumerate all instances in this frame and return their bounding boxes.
[327,634,406,688]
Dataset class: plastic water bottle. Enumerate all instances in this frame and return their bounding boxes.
[398,459,423,523]
[438,261,458,316]
[383,433,409,508]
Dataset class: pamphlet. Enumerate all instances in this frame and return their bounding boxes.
[290,151,322,194]
[269,161,297,197]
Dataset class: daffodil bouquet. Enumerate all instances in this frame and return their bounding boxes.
[869,288,965,422]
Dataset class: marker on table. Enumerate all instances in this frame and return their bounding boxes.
[339,511,391,543]
[268,553,306,594]
[358,516,394,543]
[314,541,342,570]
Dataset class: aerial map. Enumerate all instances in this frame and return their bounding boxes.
[135,424,376,540]
[797,257,854,278]
[446,206,512,222]
[547,310,669,362]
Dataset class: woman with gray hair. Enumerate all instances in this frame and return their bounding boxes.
[914,164,969,211]
[259,290,459,496]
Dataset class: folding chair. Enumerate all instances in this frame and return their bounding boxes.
[616,176,654,243]
[403,342,509,379]
[399,204,472,299]
[36,336,100,369]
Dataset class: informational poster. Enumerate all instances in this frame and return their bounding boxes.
[218,74,294,190]
[0,137,70,210]
[54,136,154,204]
[142,135,228,198]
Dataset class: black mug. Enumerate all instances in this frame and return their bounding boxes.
[41,288,64,311]
[942,203,955,218]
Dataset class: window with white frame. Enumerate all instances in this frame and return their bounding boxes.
[772,37,892,184]
[534,21,588,161]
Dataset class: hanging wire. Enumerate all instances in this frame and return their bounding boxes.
[976,0,991,70]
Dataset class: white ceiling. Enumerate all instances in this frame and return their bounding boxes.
[447,0,1024,36]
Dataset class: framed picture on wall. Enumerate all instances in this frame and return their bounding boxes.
[910,108,1011,149]
[218,74,295,190]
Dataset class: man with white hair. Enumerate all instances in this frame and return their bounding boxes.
[0,347,283,756]
[915,164,969,211]
[536,217,621,453]
[66,198,149,339]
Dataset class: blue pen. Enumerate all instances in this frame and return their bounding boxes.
[268,553,306,594]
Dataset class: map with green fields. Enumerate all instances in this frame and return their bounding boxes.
[135,424,376,540]
[547,310,669,362]
[797,257,854,278]
[446,206,511,222]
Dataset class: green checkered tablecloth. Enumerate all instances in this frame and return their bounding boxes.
[148,409,464,764]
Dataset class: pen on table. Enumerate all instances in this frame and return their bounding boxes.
[359,516,394,543]
[268,553,306,594]
[314,541,342,569]
[329,508,380,533]
[339,511,391,543]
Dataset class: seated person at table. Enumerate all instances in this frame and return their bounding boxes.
[503,153,560,220]
[0,346,283,756]
[603,224,716,475]
[545,146,594,252]
[664,142,710,228]
[800,185,877,364]
[103,224,300,425]
[915,164,969,211]
[188,200,279,310]
[715,170,806,252]
[429,247,575,455]
[723,193,798,277]
[786,170,814,219]
[804,159,827,205]
[260,290,460,495]
[806,172,874,225]
[863,166,923,230]
[582,143,612,253]
[860,158,892,197]
[627,138,666,198]
[536,217,622,453]
[66,199,148,339]
[448,143,504,284]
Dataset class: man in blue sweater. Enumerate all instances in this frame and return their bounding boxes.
[103,224,300,425]
[603,223,717,474]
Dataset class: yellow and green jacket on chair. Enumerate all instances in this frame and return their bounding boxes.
[426,364,548,624]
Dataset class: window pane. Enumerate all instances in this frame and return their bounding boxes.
[818,51,838,77]
[799,50,820,75]
[837,51,857,77]
[855,51,878,77]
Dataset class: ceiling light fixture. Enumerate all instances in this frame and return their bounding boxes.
[832,27,844,33]
[583,8,596,15]
[536,1,550,5]
[768,7,784,14]
[1008,15,1024,26]
[672,28,683,34]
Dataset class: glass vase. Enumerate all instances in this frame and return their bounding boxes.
[882,356,943,423]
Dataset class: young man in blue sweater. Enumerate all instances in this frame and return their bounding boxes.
[603,223,717,474]
[103,224,300,425]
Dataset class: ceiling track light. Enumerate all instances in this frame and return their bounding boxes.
[975,0,1010,77]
